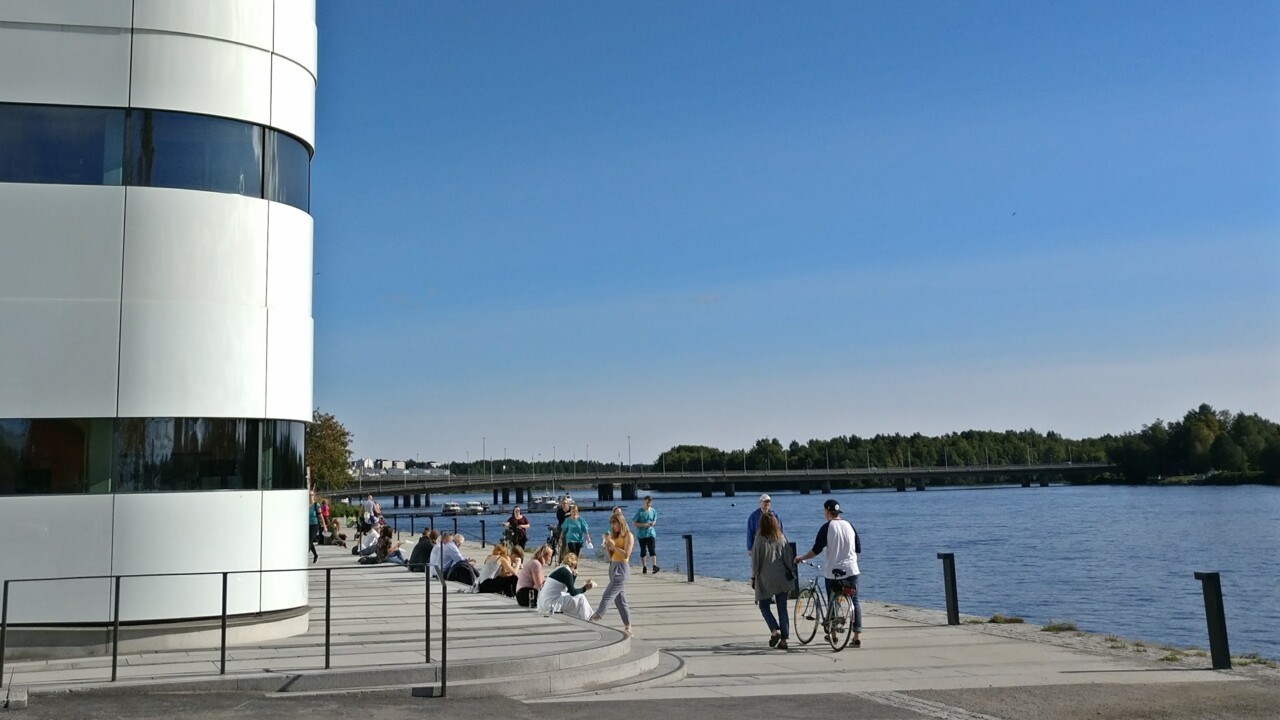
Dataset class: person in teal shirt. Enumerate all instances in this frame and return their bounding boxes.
[560,505,591,558]
[632,495,659,574]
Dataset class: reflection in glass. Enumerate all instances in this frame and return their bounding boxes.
[0,104,124,185]
[125,110,264,197]
[262,420,307,489]
[114,418,261,492]
[0,419,112,494]
[266,131,311,212]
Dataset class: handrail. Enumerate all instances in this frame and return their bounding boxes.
[0,562,451,691]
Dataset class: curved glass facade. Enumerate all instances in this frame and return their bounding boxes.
[0,102,310,212]
[0,419,306,495]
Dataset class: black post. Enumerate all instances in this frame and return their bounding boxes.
[440,566,448,697]
[410,516,415,534]
[429,514,435,531]
[111,576,122,682]
[219,572,228,675]
[480,519,486,548]
[325,568,332,669]
[430,561,435,661]
[1,580,10,682]
[1194,571,1231,669]
[937,552,959,625]
[788,542,800,593]
[452,517,458,534]
[683,534,695,582]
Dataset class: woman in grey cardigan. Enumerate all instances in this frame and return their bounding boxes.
[751,511,794,649]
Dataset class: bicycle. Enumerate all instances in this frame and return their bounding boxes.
[791,560,857,651]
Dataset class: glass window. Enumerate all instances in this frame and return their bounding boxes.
[262,420,307,489]
[0,419,112,494]
[125,110,263,198]
[266,130,311,212]
[114,418,260,492]
[0,103,124,185]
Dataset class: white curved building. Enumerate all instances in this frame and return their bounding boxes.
[0,1,315,632]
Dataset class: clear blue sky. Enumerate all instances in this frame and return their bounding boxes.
[312,1,1279,463]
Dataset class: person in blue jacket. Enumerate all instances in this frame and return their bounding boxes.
[746,494,783,555]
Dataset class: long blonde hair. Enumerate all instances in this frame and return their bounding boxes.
[758,511,784,541]
[608,513,630,540]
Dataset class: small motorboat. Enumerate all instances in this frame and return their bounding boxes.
[463,501,487,515]
[441,502,462,516]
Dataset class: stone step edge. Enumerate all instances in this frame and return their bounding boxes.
[18,615,630,695]
[520,648,687,701]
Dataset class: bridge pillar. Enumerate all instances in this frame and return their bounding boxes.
[1021,478,1031,488]
[724,482,735,498]
[914,478,927,491]
[424,493,430,507]
[597,483,614,501]
[414,494,421,508]
[502,488,510,504]
[514,487,524,504]
[1039,475,1049,487]
[393,495,400,508]
[800,482,811,495]
[701,485,713,498]
[895,478,907,492]
[820,480,832,494]
[621,482,638,501]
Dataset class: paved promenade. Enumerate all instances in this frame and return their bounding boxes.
[3,541,1278,718]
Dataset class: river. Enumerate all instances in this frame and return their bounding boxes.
[379,483,1280,660]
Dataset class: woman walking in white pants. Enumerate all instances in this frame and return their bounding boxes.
[591,513,634,637]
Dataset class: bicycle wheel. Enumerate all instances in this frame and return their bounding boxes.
[792,588,819,645]
[827,591,855,651]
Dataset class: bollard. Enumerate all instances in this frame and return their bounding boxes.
[937,552,960,625]
[1194,571,1231,669]
[683,534,695,582]
[325,568,333,669]
[788,542,800,593]
[452,517,458,534]
[410,516,415,534]
[424,564,431,663]
[480,519,486,548]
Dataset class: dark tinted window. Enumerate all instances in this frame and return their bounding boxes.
[262,420,307,489]
[126,110,263,197]
[115,418,261,492]
[266,131,310,212]
[0,419,112,494]
[0,104,123,185]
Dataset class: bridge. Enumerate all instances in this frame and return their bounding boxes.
[330,462,1115,510]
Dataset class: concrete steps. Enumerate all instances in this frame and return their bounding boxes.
[521,648,687,701]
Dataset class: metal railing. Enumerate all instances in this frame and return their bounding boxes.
[0,562,452,694]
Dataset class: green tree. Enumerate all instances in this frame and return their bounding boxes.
[306,409,353,491]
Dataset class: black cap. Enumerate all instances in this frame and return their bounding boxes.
[823,499,842,514]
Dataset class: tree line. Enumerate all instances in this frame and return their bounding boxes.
[305,403,1280,490]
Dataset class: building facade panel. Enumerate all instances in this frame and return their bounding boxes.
[266,203,314,315]
[130,31,271,125]
[266,314,313,422]
[0,0,131,28]
[272,0,318,78]
[116,303,268,419]
[0,494,115,623]
[112,491,265,621]
[270,54,317,149]
[259,488,309,611]
[0,300,121,418]
[121,188,268,307]
[0,184,124,301]
[0,24,130,107]
[133,0,273,51]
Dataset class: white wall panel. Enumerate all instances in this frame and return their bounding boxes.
[0,24,130,107]
[273,0,317,77]
[117,302,267,419]
[134,0,272,50]
[260,489,309,612]
[270,55,316,148]
[112,492,264,620]
[0,0,131,27]
[0,300,119,418]
[122,188,267,307]
[131,31,271,125]
[266,203,313,315]
[0,495,116,623]
[265,315,313,422]
[0,185,124,301]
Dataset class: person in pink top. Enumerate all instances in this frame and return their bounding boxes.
[516,544,554,607]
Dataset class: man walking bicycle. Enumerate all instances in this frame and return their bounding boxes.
[794,499,862,648]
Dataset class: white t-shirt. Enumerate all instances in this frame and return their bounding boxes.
[810,517,860,580]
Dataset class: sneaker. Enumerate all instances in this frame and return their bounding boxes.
[851,638,862,648]
[652,566,660,573]
[642,567,648,574]
[769,633,781,648]
[776,639,788,650]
